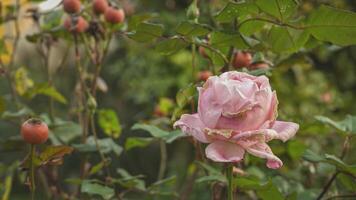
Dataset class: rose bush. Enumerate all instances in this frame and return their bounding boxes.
[174,71,299,169]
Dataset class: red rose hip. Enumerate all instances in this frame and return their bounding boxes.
[21,118,49,144]
[232,51,252,69]
[63,0,81,14]
[64,16,89,33]
[93,0,108,14]
[104,7,125,24]
[197,70,213,81]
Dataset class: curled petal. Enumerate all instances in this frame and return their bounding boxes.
[242,142,283,169]
[206,141,245,162]
[173,113,210,143]
[270,121,299,142]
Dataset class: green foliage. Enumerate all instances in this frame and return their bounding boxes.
[307,5,356,45]
[98,109,122,139]
[81,180,114,200]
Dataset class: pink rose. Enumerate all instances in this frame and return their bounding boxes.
[174,71,299,169]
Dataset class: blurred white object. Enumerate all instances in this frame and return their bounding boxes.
[38,0,62,12]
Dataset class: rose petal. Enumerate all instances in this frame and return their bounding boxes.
[242,142,283,169]
[270,121,299,142]
[206,141,245,162]
[173,113,210,143]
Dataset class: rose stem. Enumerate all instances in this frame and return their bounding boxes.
[30,144,36,200]
[226,164,234,200]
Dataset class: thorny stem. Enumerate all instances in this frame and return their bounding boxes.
[316,136,351,200]
[30,144,36,200]
[226,164,234,200]
[157,139,167,180]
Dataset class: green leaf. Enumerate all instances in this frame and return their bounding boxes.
[215,2,259,23]
[287,140,307,160]
[127,13,159,31]
[132,124,169,138]
[210,31,249,51]
[51,121,82,144]
[307,5,356,46]
[234,176,261,190]
[73,137,123,156]
[303,150,356,175]
[98,109,122,139]
[176,21,211,37]
[315,115,356,134]
[155,37,189,55]
[239,20,266,36]
[256,0,297,21]
[256,181,284,200]
[14,67,34,96]
[89,162,106,176]
[1,107,33,119]
[303,149,324,162]
[20,145,74,169]
[267,26,309,53]
[115,168,146,191]
[162,130,185,143]
[24,83,67,104]
[176,83,196,108]
[81,180,114,200]
[196,161,222,176]
[195,175,226,184]
[128,22,163,42]
[125,137,154,151]
[337,173,356,191]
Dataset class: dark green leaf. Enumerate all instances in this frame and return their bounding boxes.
[196,175,226,183]
[256,181,284,200]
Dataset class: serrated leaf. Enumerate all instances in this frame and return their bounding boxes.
[81,180,114,200]
[215,2,259,23]
[256,0,297,21]
[128,22,163,42]
[125,137,154,151]
[176,21,211,37]
[267,26,309,53]
[307,5,356,46]
[210,31,249,51]
[155,37,189,55]
[98,109,122,139]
